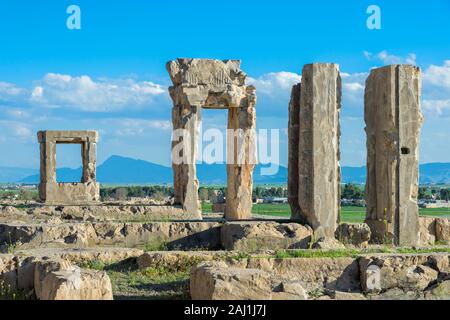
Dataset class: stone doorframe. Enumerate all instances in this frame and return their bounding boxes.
[167,58,257,220]
[38,130,100,205]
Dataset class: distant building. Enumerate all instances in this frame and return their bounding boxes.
[263,197,288,204]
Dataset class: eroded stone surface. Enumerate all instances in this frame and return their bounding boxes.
[364,65,423,246]
[0,221,222,251]
[436,218,450,244]
[220,221,312,251]
[311,237,346,250]
[335,223,371,247]
[359,254,441,293]
[40,267,113,300]
[137,250,233,270]
[293,63,341,238]
[190,261,274,300]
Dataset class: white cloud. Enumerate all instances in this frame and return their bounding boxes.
[422,99,450,116]
[0,120,33,141]
[422,60,450,117]
[30,73,166,112]
[364,50,416,65]
[113,118,171,136]
[248,72,301,96]
[423,60,450,89]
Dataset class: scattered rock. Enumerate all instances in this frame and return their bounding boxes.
[221,221,312,251]
[272,281,308,300]
[436,218,450,244]
[360,255,439,293]
[137,250,232,270]
[40,266,113,300]
[424,280,450,300]
[311,236,345,250]
[335,223,371,247]
[190,262,272,300]
[418,217,436,245]
[324,289,366,300]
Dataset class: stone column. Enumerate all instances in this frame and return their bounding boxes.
[288,83,301,221]
[82,138,97,183]
[38,135,56,202]
[296,63,341,238]
[226,96,256,220]
[364,65,422,246]
[171,103,202,217]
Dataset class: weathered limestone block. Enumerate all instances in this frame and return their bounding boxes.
[38,131,100,205]
[136,250,233,270]
[359,254,441,293]
[311,236,346,250]
[167,59,256,220]
[190,261,272,300]
[220,222,312,251]
[227,257,360,292]
[296,63,341,238]
[418,217,437,245]
[364,65,423,246]
[34,258,73,299]
[0,221,222,251]
[436,218,450,244]
[335,223,371,247]
[226,102,257,220]
[288,83,301,219]
[40,267,113,300]
[424,280,450,300]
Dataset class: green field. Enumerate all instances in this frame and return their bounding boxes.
[202,202,450,223]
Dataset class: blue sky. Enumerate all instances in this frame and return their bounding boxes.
[0,0,449,169]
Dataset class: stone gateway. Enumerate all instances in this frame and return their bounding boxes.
[167,58,257,220]
[38,130,100,205]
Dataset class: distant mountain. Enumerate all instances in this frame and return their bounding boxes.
[0,167,38,183]
[9,155,450,185]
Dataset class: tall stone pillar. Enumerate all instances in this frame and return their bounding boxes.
[293,63,341,238]
[226,92,257,220]
[364,65,422,246]
[288,83,301,220]
[82,141,97,183]
[170,103,202,217]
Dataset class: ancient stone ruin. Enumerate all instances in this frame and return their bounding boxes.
[0,60,447,301]
[364,65,423,246]
[38,130,100,205]
[167,58,257,220]
[288,63,341,238]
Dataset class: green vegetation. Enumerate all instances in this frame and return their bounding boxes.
[80,257,209,300]
[137,240,168,252]
[202,202,450,222]
[0,280,27,300]
[100,185,175,201]
[274,246,450,259]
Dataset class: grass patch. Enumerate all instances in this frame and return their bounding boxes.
[203,203,450,223]
[81,256,209,300]
[136,240,168,252]
[274,246,450,259]
[0,280,28,300]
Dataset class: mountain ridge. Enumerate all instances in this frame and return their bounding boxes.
[1,155,449,185]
